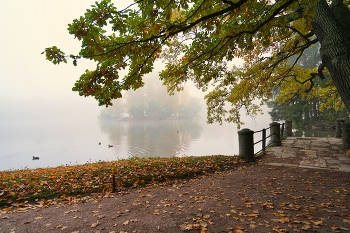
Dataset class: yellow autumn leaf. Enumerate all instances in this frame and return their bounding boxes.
[91,221,100,228]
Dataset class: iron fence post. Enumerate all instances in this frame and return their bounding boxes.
[262,128,266,152]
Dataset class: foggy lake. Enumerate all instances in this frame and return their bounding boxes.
[0,114,272,171]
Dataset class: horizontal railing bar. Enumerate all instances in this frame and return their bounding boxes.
[252,123,285,156]
[254,126,272,133]
[255,148,263,155]
[254,139,263,145]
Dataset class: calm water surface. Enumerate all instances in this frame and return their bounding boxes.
[0,116,271,171]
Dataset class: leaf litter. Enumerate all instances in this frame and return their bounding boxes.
[0,158,349,232]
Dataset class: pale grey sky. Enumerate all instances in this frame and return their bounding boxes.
[0,0,133,121]
[0,1,251,123]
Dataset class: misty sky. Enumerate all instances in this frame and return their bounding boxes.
[0,0,135,122]
[0,1,251,124]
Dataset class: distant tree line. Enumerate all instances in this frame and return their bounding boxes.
[99,75,202,120]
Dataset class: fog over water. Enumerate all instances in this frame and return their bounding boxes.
[0,110,272,171]
[0,0,274,171]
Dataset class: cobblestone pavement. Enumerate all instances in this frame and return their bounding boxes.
[263,137,350,172]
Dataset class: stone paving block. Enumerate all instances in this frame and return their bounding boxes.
[310,143,330,148]
[321,149,334,153]
[282,140,295,145]
[339,167,350,172]
[272,152,286,158]
[300,150,317,158]
[318,152,337,158]
[327,138,342,143]
[338,155,350,161]
[328,140,343,147]
[265,163,297,168]
[316,158,327,168]
[263,137,349,172]
[328,165,341,169]
[281,154,296,158]
[265,162,283,167]
[300,159,318,166]
[298,165,327,170]
[326,159,341,164]
[266,147,284,153]
[282,148,299,152]
[318,137,329,141]
[293,144,311,149]
[340,164,350,168]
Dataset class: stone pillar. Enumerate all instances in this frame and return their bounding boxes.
[285,120,293,136]
[335,119,344,138]
[238,128,255,162]
[342,123,350,149]
[270,122,281,146]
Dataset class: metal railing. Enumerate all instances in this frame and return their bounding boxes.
[238,122,286,161]
[253,122,285,156]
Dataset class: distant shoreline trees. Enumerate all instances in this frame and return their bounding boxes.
[99,75,201,120]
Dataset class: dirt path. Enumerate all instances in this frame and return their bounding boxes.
[1,162,350,233]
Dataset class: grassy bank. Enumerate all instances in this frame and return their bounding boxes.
[0,155,241,207]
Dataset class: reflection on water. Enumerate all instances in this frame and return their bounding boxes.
[293,129,336,138]
[0,110,275,171]
[99,119,203,158]
[0,117,243,171]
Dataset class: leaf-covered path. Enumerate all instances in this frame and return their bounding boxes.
[1,162,349,233]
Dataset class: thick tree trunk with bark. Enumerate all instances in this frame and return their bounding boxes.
[311,0,350,112]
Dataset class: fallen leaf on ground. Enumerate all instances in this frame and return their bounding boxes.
[180,223,193,230]
[302,224,311,231]
[44,223,52,227]
[91,221,100,228]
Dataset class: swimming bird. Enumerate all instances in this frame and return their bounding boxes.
[108,145,113,148]
[32,156,39,160]
[99,142,101,145]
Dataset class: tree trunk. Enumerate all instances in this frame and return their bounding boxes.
[311,0,350,112]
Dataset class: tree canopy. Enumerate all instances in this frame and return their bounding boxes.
[268,43,348,128]
[44,0,350,126]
